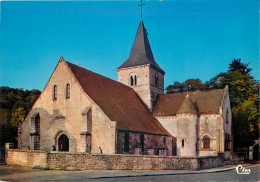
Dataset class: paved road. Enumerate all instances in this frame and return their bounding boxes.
[94,165,259,182]
[0,165,259,181]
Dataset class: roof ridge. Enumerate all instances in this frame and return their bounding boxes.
[65,60,134,91]
[164,88,226,96]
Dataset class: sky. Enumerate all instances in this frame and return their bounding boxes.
[0,0,259,91]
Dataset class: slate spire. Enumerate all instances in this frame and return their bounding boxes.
[118,20,165,74]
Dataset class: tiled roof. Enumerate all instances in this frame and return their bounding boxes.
[65,60,171,136]
[153,89,225,116]
[118,20,165,74]
[176,94,198,114]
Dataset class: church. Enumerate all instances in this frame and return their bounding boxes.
[18,19,232,161]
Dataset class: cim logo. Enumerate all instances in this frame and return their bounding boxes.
[236,165,251,174]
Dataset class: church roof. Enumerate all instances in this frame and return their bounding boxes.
[176,94,198,115]
[117,20,165,74]
[153,89,225,116]
[65,60,171,136]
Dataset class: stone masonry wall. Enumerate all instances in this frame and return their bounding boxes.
[7,149,224,170]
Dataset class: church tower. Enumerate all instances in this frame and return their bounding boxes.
[117,19,165,110]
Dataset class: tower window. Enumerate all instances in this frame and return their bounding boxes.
[182,139,185,147]
[66,84,70,99]
[155,73,159,86]
[53,85,57,100]
[130,76,134,86]
[130,75,137,86]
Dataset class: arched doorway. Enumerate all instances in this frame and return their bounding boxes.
[58,134,69,152]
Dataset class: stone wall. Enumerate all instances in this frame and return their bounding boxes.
[6,149,48,169]
[6,149,224,170]
[197,156,223,170]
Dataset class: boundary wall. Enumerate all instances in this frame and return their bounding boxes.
[6,149,224,170]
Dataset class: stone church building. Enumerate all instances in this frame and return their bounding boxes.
[18,20,232,160]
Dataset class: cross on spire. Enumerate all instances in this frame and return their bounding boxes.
[139,0,145,19]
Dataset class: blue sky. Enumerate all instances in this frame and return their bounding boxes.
[0,0,259,91]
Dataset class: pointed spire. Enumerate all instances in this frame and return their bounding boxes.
[176,94,198,115]
[118,20,165,74]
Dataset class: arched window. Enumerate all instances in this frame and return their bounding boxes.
[66,84,70,99]
[226,110,229,123]
[53,85,57,100]
[203,136,210,149]
[58,134,69,152]
[134,75,137,85]
[155,73,159,86]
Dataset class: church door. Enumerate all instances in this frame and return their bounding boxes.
[58,134,69,152]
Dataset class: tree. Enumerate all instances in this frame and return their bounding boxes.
[183,79,202,91]
[10,107,26,128]
[228,58,252,75]
[166,79,202,94]
[166,81,185,93]
[0,87,41,147]
[204,73,227,90]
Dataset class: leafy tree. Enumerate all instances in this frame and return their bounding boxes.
[204,73,227,90]
[183,79,202,91]
[0,87,41,147]
[166,81,185,93]
[166,79,202,94]
[10,107,26,127]
[228,58,252,75]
